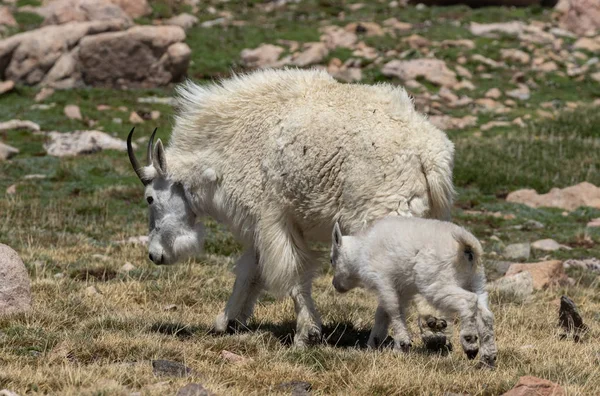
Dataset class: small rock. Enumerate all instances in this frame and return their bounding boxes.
[536,62,558,73]
[112,118,122,124]
[97,104,111,111]
[470,21,525,37]
[489,260,513,276]
[472,54,504,69]
[120,262,135,272]
[44,130,133,157]
[129,112,144,124]
[559,296,588,342]
[84,285,100,296]
[487,271,533,303]
[35,88,55,102]
[54,272,64,279]
[506,182,600,211]
[164,13,198,31]
[381,59,458,87]
[293,42,329,67]
[500,48,531,64]
[0,390,20,396]
[0,244,32,315]
[176,383,215,396]
[345,21,384,37]
[220,350,252,364]
[200,17,226,28]
[382,17,412,32]
[92,254,110,262]
[5,184,17,194]
[573,37,600,53]
[150,110,160,120]
[503,243,531,260]
[506,84,530,101]
[563,258,600,273]
[485,88,502,99]
[587,218,600,227]
[163,304,178,311]
[241,44,285,69]
[319,25,357,49]
[64,105,82,120]
[455,65,472,80]
[428,115,477,131]
[523,219,544,230]
[505,260,566,290]
[0,80,14,95]
[452,80,475,91]
[276,381,312,396]
[152,360,196,378]
[118,235,149,245]
[137,97,177,106]
[0,6,17,27]
[0,120,41,132]
[481,121,511,131]
[404,34,431,49]
[0,142,19,161]
[512,117,526,128]
[531,239,570,252]
[501,376,565,396]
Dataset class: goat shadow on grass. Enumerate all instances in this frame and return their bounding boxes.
[148,322,212,339]
[242,320,449,355]
[149,320,451,356]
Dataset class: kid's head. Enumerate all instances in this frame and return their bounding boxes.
[329,222,361,293]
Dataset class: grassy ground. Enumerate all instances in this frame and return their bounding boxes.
[1,1,599,395]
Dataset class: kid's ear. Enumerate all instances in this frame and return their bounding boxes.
[332,222,343,248]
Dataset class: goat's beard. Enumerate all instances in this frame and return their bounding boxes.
[171,223,205,263]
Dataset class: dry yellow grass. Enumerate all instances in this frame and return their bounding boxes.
[1,236,599,395]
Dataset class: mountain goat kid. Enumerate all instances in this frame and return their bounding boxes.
[330,216,497,367]
[126,68,456,347]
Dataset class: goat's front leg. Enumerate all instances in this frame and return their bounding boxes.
[377,284,411,352]
[291,271,322,347]
[476,293,497,368]
[214,249,258,333]
[368,304,390,349]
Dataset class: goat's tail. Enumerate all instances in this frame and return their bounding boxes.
[453,227,484,268]
[419,134,456,221]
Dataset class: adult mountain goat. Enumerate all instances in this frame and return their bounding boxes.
[127,68,456,347]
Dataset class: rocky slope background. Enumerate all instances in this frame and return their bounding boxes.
[0,1,599,395]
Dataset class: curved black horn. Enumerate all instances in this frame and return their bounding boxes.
[127,127,149,185]
[147,127,157,165]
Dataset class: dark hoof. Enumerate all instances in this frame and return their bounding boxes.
[478,355,497,369]
[307,330,322,345]
[465,348,479,360]
[423,333,448,352]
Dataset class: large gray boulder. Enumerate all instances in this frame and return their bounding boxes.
[0,19,129,86]
[78,26,191,88]
[0,244,31,315]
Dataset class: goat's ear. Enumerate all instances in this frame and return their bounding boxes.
[153,139,167,175]
[332,222,343,248]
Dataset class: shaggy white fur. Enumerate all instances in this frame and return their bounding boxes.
[133,68,456,346]
[330,216,497,367]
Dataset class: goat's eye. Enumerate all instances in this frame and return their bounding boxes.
[146,196,154,205]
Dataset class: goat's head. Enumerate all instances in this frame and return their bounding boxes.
[127,128,205,265]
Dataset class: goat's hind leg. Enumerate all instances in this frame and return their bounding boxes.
[415,294,452,352]
[421,285,480,360]
[291,268,322,347]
